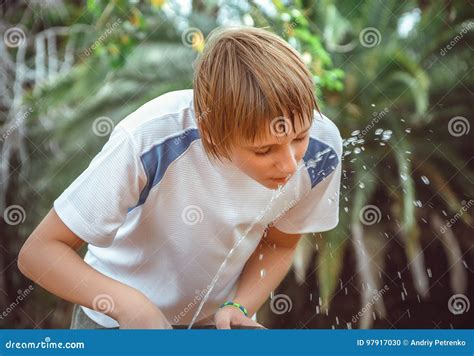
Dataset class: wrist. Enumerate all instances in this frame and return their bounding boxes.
[109,287,151,321]
[219,301,249,317]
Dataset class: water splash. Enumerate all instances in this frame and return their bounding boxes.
[420,175,430,185]
[381,130,392,141]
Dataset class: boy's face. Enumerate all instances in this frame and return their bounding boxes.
[229,115,311,190]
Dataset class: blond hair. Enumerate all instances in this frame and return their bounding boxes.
[193,26,319,161]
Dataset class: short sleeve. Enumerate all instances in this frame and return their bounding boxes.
[273,161,342,234]
[53,125,146,247]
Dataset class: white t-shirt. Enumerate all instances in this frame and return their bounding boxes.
[54,89,342,327]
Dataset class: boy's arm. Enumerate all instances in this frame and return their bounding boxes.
[17,208,171,328]
[232,226,301,317]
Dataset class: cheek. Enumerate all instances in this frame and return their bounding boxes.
[297,140,310,159]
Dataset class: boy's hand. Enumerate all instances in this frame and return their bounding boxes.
[214,306,266,329]
[116,295,173,329]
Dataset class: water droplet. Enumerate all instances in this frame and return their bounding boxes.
[371,103,375,107]
[351,129,360,136]
[400,173,408,181]
[344,207,349,212]
[375,128,383,135]
[427,268,432,278]
[405,128,412,133]
[259,253,263,260]
[260,269,266,278]
[415,200,423,207]
[358,181,365,189]
[354,147,361,154]
[381,130,392,141]
[421,175,430,185]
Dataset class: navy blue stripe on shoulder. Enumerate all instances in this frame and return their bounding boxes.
[128,128,200,212]
[303,137,340,188]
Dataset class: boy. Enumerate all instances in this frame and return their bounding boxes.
[18,26,342,329]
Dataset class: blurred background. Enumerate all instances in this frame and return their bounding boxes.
[0,0,473,329]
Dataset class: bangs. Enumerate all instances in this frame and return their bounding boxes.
[194,26,319,161]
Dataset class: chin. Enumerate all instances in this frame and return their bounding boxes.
[258,179,287,190]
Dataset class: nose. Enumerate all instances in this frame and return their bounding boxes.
[275,146,298,176]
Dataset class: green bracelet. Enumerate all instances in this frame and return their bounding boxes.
[219,301,249,317]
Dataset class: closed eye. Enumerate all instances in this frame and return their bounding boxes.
[254,135,308,156]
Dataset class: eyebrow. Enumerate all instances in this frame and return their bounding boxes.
[249,125,312,150]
